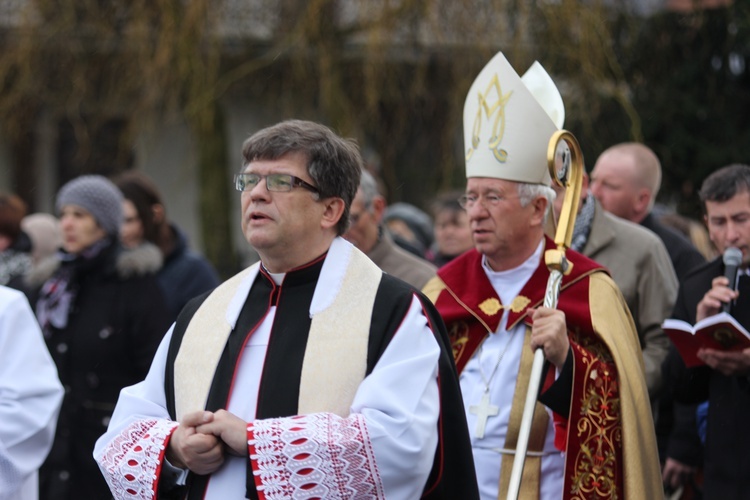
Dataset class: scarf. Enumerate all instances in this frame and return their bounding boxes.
[36,238,112,337]
[570,192,596,253]
[0,250,32,286]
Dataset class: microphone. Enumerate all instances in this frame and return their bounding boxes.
[722,247,743,313]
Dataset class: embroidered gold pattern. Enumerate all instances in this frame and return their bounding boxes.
[466,74,513,163]
[568,334,621,500]
[448,321,470,363]
[478,298,502,316]
[509,295,530,313]
[576,331,614,363]
[478,296,530,316]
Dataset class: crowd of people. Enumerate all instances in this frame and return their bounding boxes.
[0,49,747,500]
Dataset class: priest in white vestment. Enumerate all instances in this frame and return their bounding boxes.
[94,120,478,499]
[0,285,63,500]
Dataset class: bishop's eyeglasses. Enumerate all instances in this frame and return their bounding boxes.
[458,193,506,210]
[234,173,320,195]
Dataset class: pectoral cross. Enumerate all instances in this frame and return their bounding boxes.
[469,391,499,439]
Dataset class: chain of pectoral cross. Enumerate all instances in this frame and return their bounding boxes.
[469,327,517,439]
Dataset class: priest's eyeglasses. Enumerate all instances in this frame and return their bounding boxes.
[234,173,320,195]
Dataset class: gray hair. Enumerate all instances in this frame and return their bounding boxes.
[241,120,362,235]
[358,169,381,211]
[517,182,556,223]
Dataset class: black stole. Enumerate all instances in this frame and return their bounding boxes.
[164,260,321,499]
[162,259,479,499]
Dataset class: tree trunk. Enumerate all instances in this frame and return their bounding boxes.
[193,104,239,279]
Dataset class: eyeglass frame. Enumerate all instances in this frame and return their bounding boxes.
[457,192,510,210]
[234,172,320,195]
[348,199,374,226]
[348,211,364,226]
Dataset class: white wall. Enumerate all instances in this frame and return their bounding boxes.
[133,115,204,252]
[0,96,288,268]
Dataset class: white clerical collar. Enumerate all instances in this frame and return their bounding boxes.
[260,264,286,285]
[482,239,544,308]
[267,271,285,285]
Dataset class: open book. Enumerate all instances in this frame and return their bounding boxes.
[662,312,750,367]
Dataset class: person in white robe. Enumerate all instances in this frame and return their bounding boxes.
[0,285,63,500]
[94,120,478,500]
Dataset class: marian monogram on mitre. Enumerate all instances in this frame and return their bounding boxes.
[466,74,513,164]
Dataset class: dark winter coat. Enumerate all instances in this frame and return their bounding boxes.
[28,240,172,500]
[664,257,750,498]
[641,212,706,282]
[157,224,220,321]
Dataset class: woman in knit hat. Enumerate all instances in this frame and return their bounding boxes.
[26,175,172,500]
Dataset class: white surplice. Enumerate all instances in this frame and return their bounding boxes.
[0,286,63,500]
[94,238,441,499]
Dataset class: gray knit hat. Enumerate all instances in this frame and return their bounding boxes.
[56,175,123,236]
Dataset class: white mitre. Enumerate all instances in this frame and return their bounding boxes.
[463,52,564,185]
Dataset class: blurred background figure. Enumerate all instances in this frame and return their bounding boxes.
[25,175,172,500]
[0,193,32,291]
[21,214,63,266]
[551,171,677,405]
[383,201,434,260]
[0,285,63,500]
[657,207,717,261]
[429,189,473,267]
[661,164,750,499]
[114,171,220,321]
[344,169,436,290]
[589,142,708,497]
[590,143,706,281]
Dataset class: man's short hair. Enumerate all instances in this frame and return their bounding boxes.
[517,182,556,223]
[241,120,363,235]
[699,164,750,207]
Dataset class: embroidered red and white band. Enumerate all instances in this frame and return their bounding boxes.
[248,413,385,499]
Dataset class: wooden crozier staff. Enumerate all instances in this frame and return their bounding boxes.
[506,130,584,500]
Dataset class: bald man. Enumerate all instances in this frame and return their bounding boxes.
[590,143,705,280]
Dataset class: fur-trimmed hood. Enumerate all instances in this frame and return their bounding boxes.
[25,242,163,289]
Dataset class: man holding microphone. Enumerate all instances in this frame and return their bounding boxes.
[663,164,750,498]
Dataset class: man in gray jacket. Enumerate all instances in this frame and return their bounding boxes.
[344,170,437,290]
[552,172,678,400]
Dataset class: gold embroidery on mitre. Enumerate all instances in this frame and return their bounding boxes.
[478,295,530,316]
[466,74,513,163]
